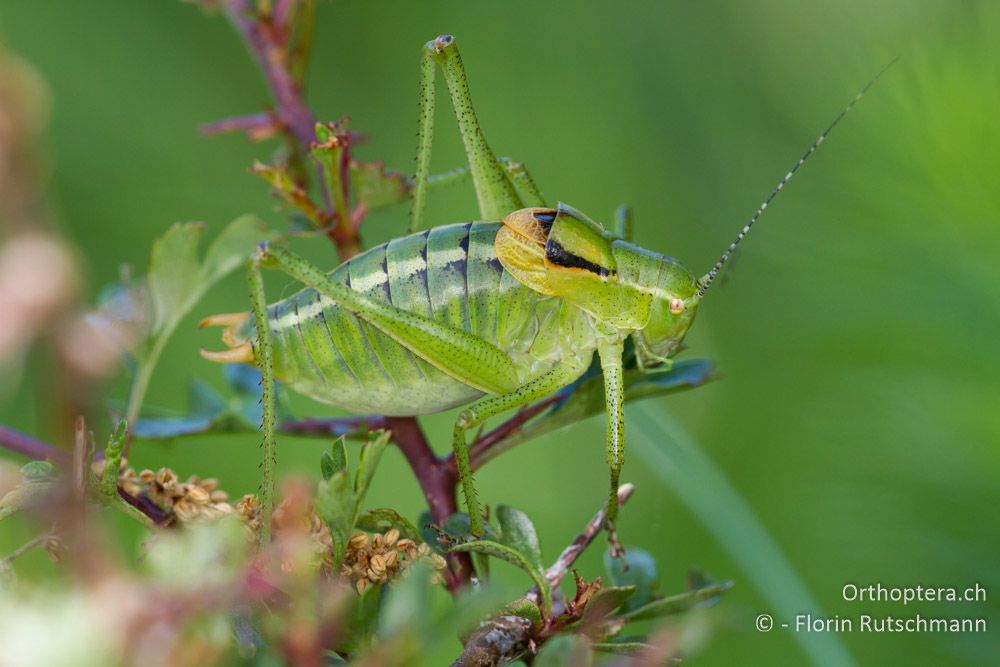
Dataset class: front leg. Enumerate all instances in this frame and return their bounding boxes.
[597,334,627,558]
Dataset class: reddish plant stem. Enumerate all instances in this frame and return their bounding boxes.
[0,424,68,463]
[462,394,562,473]
[199,111,278,138]
[383,417,471,591]
[221,0,363,260]
[279,416,386,437]
[118,487,171,525]
[0,424,171,525]
[223,0,316,148]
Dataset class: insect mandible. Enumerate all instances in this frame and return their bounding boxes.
[201,35,888,554]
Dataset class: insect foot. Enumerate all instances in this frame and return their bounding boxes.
[199,311,253,364]
[433,34,454,52]
[604,517,630,568]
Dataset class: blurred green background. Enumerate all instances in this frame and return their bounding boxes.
[1,1,998,665]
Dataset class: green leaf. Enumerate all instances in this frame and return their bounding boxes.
[619,580,733,622]
[580,585,636,625]
[123,216,276,428]
[20,461,56,482]
[252,161,324,227]
[450,539,552,617]
[98,419,129,500]
[147,215,273,338]
[321,436,348,481]
[353,430,389,496]
[534,635,593,667]
[605,547,658,612]
[315,469,354,566]
[355,508,421,542]
[148,222,203,335]
[500,597,543,625]
[350,160,413,211]
[201,214,271,282]
[351,430,390,519]
[496,504,543,571]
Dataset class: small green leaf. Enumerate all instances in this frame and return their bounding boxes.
[98,419,129,500]
[20,461,56,482]
[252,161,325,227]
[353,431,389,497]
[497,504,543,571]
[580,585,636,626]
[321,436,348,481]
[331,436,348,474]
[620,580,733,622]
[500,597,543,625]
[201,215,269,282]
[319,452,337,481]
[350,160,413,211]
[148,222,204,335]
[315,469,354,566]
[450,539,552,617]
[121,216,276,429]
[355,508,421,542]
[441,512,472,537]
[605,548,658,612]
[351,430,390,518]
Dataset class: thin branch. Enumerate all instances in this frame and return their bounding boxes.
[0,532,51,568]
[452,484,636,667]
[222,0,316,148]
[536,483,635,599]
[279,415,385,437]
[199,111,279,139]
[0,424,68,463]
[0,423,171,526]
[118,487,170,525]
[219,0,362,258]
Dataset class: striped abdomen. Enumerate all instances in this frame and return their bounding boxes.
[263,222,573,415]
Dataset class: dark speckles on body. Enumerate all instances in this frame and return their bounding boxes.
[443,259,468,274]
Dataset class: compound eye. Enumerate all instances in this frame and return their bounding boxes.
[668,298,685,315]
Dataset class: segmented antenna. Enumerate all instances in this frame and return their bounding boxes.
[696,58,898,299]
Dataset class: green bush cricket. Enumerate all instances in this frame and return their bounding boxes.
[201,35,888,555]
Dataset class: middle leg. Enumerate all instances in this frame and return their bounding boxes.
[453,362,589,538]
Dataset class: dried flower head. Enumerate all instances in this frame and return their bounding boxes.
[340,529,447,593]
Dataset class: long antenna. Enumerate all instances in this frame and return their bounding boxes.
[696,58,898,299]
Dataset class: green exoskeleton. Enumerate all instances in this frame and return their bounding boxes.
[201,35,884,553]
